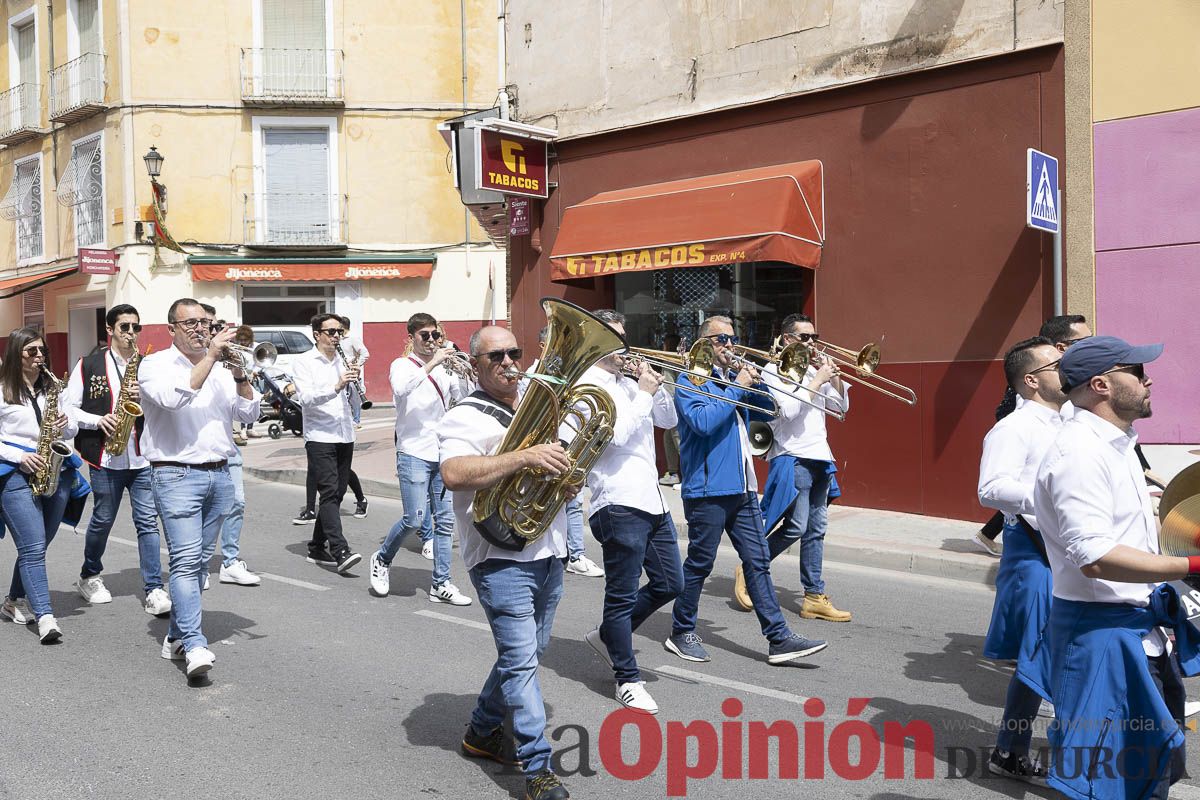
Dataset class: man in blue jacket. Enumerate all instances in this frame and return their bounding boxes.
[665,314,828,665]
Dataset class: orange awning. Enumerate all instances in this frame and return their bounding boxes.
[549,160,825,281]
[0,266,78,298]
[191,261,433,282]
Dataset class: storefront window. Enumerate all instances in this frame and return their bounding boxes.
[613,262,810,351]
[240,283,332,325]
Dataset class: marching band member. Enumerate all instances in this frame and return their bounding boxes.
[976,336,1066,784]
[439,325,572,800]
[369,313,471,605]
[578,310,682,715]
[338,315,370,428]
[64,304,173,614]
[293,314,363,574]
[0,329,83,642]
[757,313,852,623]
[666,314,827,665]
[139,299,260,678]
[1029,336,1199,798]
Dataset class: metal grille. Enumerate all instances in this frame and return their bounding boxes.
[653,266,732,346]
[58,135,104,246]
[3,159,43,260]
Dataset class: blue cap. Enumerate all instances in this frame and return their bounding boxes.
[1059,335,1163,391]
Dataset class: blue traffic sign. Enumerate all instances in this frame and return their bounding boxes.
[1027,148,1059,233]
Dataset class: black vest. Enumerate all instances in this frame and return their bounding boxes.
[74,349,144,467]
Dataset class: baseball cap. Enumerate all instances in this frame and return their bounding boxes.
[1059,335,1162,391]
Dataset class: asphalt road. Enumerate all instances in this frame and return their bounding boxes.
[3,475,1199,800]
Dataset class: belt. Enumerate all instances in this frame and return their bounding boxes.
[150,460,228,471]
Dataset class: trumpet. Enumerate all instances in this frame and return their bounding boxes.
[221,342,278,376]
[333,342,373,410]
[624,339,778,417]
[808,339,918,405]
[729,343,845,421]
[440,344,477,381]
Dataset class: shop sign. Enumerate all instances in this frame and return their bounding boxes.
[509,197,531,236]
[477,129,548,199]
[79,248,118,275]
[551,241,756,281]
[191,261,434,282]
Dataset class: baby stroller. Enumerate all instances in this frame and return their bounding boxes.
[258,368,303,439]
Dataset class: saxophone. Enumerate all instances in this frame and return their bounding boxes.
[30,366,74,497]
[104,348,145,456]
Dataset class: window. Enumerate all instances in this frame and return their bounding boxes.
[58,134,104,246]
[22,287,43,334]
[241,283,332,325]
[260,0,327,95]
[281,331,314,353]
[253,117,338,245]
[1,155,44,262]
[71,0,100,57]
[9,15,38,129]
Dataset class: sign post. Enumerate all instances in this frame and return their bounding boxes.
[1026,148,1062,314]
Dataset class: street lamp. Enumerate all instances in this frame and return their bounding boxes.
[143,145,164,180]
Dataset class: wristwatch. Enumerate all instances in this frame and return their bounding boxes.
[234,377,248,384]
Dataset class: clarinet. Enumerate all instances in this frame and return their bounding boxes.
[333,342,373,410]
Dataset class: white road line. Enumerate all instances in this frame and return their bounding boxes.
[108,536,329,591]
[650,664,809,705]
[413,608,493,633]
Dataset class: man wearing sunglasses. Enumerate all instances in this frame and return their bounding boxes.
[64,304,172,617]
[975,335,1068,784]
[138,298,261,680]
[666,314,827,666]
[439,325,574,800]
[1027,335,1199,799]
[337,315,370,428]
[293,313,364,574]
[369,313,472,606]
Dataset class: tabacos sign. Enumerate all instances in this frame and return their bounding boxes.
[551,242,753,281]
[477,129,549,199]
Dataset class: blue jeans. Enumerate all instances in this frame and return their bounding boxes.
[82,466,163,594]
[673,492,791,644]
[589,505,684,683]
[151,465,234,652]
[378,452,453,587]
[1,470,70,618]
[996,674,1042,755]
[468,556,564,776]
[766,458,832,594]
[212,450,244,567]
[565,497,585,560]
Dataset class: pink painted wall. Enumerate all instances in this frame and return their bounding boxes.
[1094,108,1200,443]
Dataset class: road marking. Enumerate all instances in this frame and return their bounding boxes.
[650,664,809,705]
[108,536,329,591]
[413,608,492,633]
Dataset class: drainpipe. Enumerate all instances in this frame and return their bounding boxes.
[48,0,60,263]
[497,0,508,119]
[118,0,136,248]
[461,0,471,277]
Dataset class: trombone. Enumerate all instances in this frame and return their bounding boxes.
[729,343,846,421]
[624,339,778,417]
[810,339,918,405]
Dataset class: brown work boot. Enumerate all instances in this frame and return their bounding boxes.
[800,593,852,622]
[732,565,754,611]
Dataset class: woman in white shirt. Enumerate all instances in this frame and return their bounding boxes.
[0,328,79,643]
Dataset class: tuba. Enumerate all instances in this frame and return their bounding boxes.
[31,366,74,497]
[472,299,626,547]
[104,347,148,456]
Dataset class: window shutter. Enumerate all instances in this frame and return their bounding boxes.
[17,24,36,85]
[78,0,100,54]
[261,0,326,95]
[263,128,330,243]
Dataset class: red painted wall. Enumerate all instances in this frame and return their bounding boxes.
[361,319,508,404]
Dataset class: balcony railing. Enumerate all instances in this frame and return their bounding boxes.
[0,83,43,145]
[243,193,348,247]
[50,52,107,123]
[240,48,344,105]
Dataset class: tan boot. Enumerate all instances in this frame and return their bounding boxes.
[800,593,852,622]
[732,565,754,611]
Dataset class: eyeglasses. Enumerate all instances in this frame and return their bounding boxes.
[22,346,48,357]
[1027,359,1061,376]
[1102,363,1147,383]
[1060,336,1092,346]
[418,330,444,342]
[209,322,224,333]
[705,333,740,346]
[479,347,522,364]
[170,317,208,330]
[317,327,346,337]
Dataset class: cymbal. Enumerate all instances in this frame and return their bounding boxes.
[1161,462,1200,523]
[1190,450,1200,457]
[1160,494,1200,557]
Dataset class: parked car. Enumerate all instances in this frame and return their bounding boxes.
[250,327,314,376]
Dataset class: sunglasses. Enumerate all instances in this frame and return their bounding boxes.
[116,322,143,333]
[1102,363,1147,382]
[22,346,48,357]
[706,333,740,346]
[789,332,820,343]
[418,330,444,342]
[479,347,522,364]
[318,327,346,336]
[1027,359,1061,376]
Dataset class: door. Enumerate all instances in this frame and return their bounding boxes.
[15,22,37,127]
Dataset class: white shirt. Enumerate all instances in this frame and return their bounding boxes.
[291,347,356,444]
[977,400,1063,529]
[762,362,849,462]
[138,346,260,463]
[0,383,79,465]
[64,350,148,470]
[578,365,677,517]
[438,394,567,571]
[391,355,459,461]
[341,335,369,365]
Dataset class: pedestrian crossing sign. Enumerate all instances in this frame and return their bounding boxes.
[1027,148,1060,233]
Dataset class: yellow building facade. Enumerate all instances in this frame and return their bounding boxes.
[0,0,505,400]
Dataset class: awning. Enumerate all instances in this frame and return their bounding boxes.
[0,266,79,299]
[189,256,435,282]
[549,160,825,281]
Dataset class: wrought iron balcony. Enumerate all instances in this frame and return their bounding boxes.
[0,83,44,145]
[240,48,344,105]
[243,193,348,247]
[50,52,107,124]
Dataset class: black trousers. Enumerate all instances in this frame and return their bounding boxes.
[306,466,364,508]
[306,441,354,558]
[1148,651,1186,799]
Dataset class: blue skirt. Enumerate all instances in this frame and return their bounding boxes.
[983,520,1052,664]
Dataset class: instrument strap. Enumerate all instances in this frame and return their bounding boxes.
[458,390,514,428]
[23,387,42,427]
[1014,515,1050,563]
[410,356,447,409]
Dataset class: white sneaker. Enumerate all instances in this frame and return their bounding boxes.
[1186,701,1200,719]
[37,614,63,644]
[585,627,613,668]
[76,575,113,604]
[144,588,172,617]
[2,596,35,625]
[202,574,211,592]
[160,635,185,661]
[421,540,434,560]
[972,531,1003,558]
[219,560,262,586]
[368,551,390,597]
[429,582,472,606]
[616,681,658,714]
[185,647,216,678]
[566,556,605,577]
